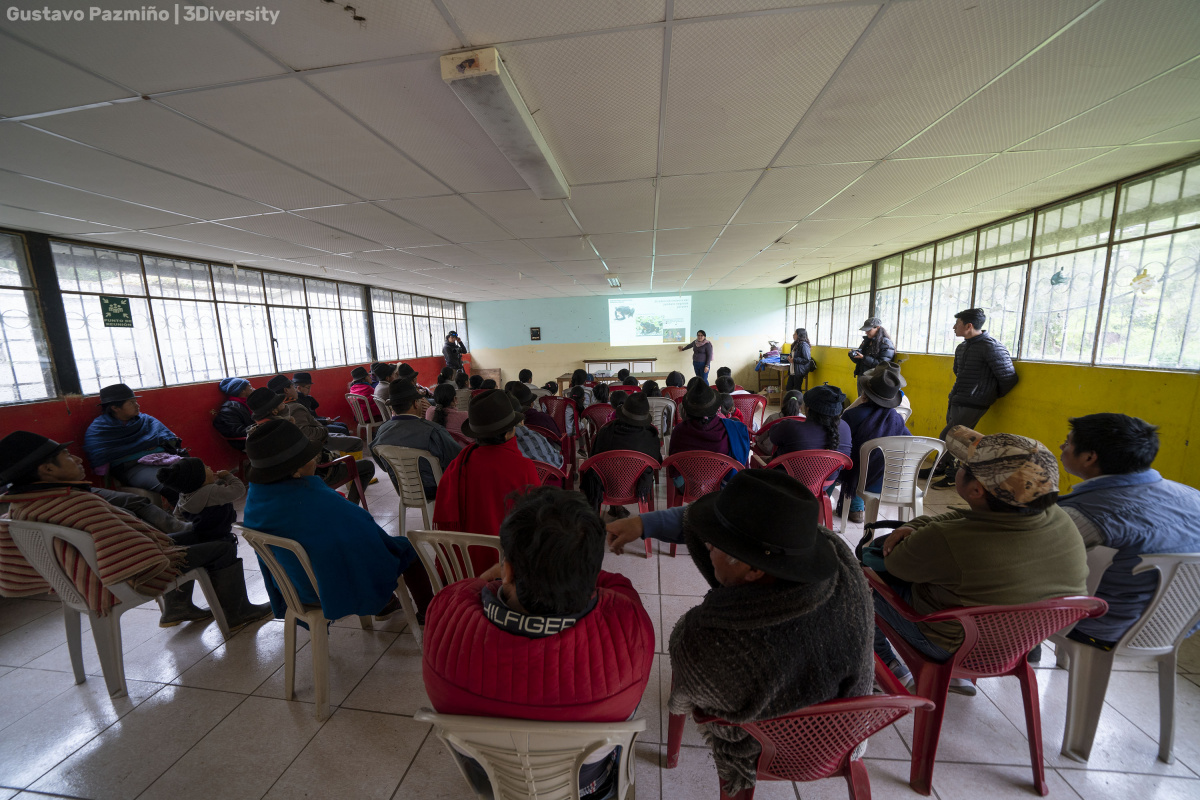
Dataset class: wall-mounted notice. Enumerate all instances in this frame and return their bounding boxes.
[608,295,692,347]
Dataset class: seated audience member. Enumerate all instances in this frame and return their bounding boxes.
[423,487,654,797]
[508,391,564,469]
[622,376,639,388]
[84,383,187,503]
[292,372,351,434]
[665,371,686,389]
[584,394,662,520]
[839,367,911,523]
[755,391,804,461]
[642,381,674,432]
[469,374,484,390]
[427,383,470,439]
[768,384,851,461]
[616,368,631,382]
[873,427,1086,694]
[454,371,473,411]
[241,420,433,621]
[395,363,432,398]
[535,380,556,398]
[247,386,290,427]
[371,381,461,500]
[670,383,750,466]
[642,380,661,397]
[348,366,375,397]
[605,470,873,796]
[373,363,399,406]
[716,366,732,380]
[1058,413,1200,648]
[518,369,539,392]
[718,392,746,426]
[591,383,610,405]
[0,432,270,630]
[609,390,628,414]
[437,366,455,385]
[480,378,498,390]
[509,381,559,436]
[685,375,707,392]
[268,375,362,453]
[433,390,539,559]
[845,361,911,417]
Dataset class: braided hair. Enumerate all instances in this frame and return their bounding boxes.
[431,383,456,428]
[805,408,841,451]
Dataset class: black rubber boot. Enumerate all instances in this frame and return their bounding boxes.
[159,581,214,627]
[210,559,274,631]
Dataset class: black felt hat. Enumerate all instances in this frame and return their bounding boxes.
[0,431,71,486]
[504,381,536,408]
[396,363,418,381]
[245,419,324,484]
[686,469,836,584]
[266,375,293,394]
[862,365,905,409]
[248,387,286,421]
[389,379,422,411]
[292,372,314,384]
[681,381,719,418]
[461,389,523,439]
[97,383,138,406]
[350,366,369,380]
[373,362,396,381]
[615,393,652,427]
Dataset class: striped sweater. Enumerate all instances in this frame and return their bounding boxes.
[0,485,186,615]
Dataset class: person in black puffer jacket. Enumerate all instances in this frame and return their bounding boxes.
[212,377,255,449]
[850,317,895,397]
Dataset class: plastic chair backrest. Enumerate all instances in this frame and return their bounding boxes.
[372,395,391,422]
[895,405,912,423]
[731,394,767,432]
[754,415,806,444]
[1118,553,1200,657]
[578,450,660,505]
[345,393,373,426]
[662,386,686,402]
[526,423,561,446]
[372,445,443,508]
[540,396,578,436]
[857,436,945,505]
[531,460,569,487]
[414,708,645,800]
[406,529,501,593]
[240,527,322,614]
[645,397,676,432]
[7,521,112,612]
[766,449,852,496]
[581,403,615,430]
[662,451,743,503]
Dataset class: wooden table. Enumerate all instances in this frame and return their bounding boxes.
[758,362,790,405]
[556,372,671,395]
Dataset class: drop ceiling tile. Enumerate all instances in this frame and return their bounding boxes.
[160,79,446,200]
[0,123,273,220]
[402,244,496,267]
[1137,116,1200,144]
[773,218,869,247]
[11,14,286,95]
[141,222,331,260]
[284,253,388,273]
[0,204,125,236]
[501,28,663,183]
[443,0,665,43]
[814,155,987,218]
[652,253,704,270]
[653,226,721,254]
[222,0,461,71]
[374,195,511,242]
[551,259,606,275]
[459,239,546,264]
[307,60,526,195]
[773,0,1095,167]
[356,249,443,269]
[567,180,656,235]
[467,190,579,238]
[827,215,943,248]
[711,222,796,251]
[291,203,447,248]
[221,212,383,253]
[735,163,873,223]
[657,172,760,229]
[604,257,654,274]
[897,0,1200,158]
[698,251,759,269]
[71,230,254,263]
[0,171,194,229]
[745,249,815,271]
[0,33,129,116]
[590,231,655,259]
[526,236,595,261]
[32,102,357,209]
[663,5,876,174]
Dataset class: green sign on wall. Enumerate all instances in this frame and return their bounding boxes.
[100,295,133,328]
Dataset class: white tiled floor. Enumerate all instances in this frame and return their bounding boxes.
[0,475,1197,799]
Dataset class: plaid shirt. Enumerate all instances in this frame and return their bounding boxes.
[514,426,563,468]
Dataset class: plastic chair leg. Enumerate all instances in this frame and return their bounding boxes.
[909,664,953,795]
[644,538,652,557]
[1015,662,1049,796]
[845,758,872,800]
[63,604,86,685]
[192,570,232,638]
[310,619,330,720]
[1060,641,1115,763]
[864,496,881,527]
[358,616,374,630]
[839,489,852,532]
[396,575,423,650]
[669,544,677,557]
[666,711,685,768]
[1158,654,1177,763]
[90,612,128,699]
[283,613,297,701]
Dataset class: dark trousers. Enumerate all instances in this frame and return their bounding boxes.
[178,539,238,573]
[90,487,187,534]
[872,571,953,664]
[693,362,708,378]
[936,404,989,471]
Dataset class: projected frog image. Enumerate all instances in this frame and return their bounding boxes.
[613,305,635,320]
[662,327,686,343]
[635,315,664,337]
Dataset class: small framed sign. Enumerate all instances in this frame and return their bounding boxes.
[100,295,133,328]
[530,326,541,341]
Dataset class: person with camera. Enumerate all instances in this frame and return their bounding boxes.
[849,317,895,397]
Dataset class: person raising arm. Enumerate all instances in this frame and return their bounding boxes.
[679,329,713,379]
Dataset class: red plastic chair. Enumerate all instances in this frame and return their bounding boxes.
[731,394,768,433]
[540,396,579,437]
[662,386,686,403]
[750,415,805,456]
[531,459,570,488]
[578,403,615,456]
[449,430,474,448]
[578,450,661,556]
[866,568,1108,796]
[661,451,744,557]
[318,453,369,512]
[666,655,934,798]
[526,424,575,488]
[761,449,851,528]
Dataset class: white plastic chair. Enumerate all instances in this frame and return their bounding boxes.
[371,395,392,424]
[239,526,421,720]
[895,405,912,423]
[414,708,645,800]
[7,520,231,699]
[1053,552,1200,764]
[346,393,380,443]
[839,436,945,531]
[407,529,502,594]
[371,445,442,537]
[646,396,676,444]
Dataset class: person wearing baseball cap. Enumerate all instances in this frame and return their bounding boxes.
[604,469,874,796]
[849,317,896,398]
[443,330,468,371]
[871,426,1087,694]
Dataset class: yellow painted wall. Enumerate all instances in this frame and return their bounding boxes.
[808,345,1200,490]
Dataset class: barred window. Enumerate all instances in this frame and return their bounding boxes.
[0,233,55,404]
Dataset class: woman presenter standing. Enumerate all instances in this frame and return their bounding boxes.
[679,329,713,379]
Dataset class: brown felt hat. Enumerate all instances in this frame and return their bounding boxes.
[461,389,523,439]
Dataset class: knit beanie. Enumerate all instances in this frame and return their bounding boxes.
[803,384,847,417]
[156,457,207,494]
[219,377,250,396]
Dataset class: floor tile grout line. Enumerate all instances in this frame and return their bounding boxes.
[255,697,336,800]
[388,726,436,799]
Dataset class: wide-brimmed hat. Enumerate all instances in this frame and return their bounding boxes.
[389,379,422,411]
[245,419,324,484]
[945,426,1058,507]
[681,382,719,418]
[862,366,904,409]
[248,387,286,421]
[372,362,396,381]
[266,374,293,394]
[859,316,882,331]
[98,383,138,406]
[687,470,836,584]
[504,381,536,408]
[292,372,314,385]
[461,389,523,439]
[396,363,418,381]
[803,384,847,417]
[615,393,652,427]
[0,431,71,486]
[350,366,369,380]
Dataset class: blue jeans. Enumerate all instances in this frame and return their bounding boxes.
[846,477,884,513]
[693,362,708,378]
[873,571,952,664]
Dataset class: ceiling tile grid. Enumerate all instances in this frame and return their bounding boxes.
[465,190,580,238]
[589,231,656,259]
[566,180,656,235]
[0,32,129,116]
[0,204,126,236]
[653,226,722,255]
[812,155,987,219]
[220,212,383,253]
[657,171,761,228]
[292,203,449,249]
[0,170,193,230]
[526,236,598,261]
[375,195,512,242]
[444,0,666,44]
[141,222,332,260]
[735,162,873,224]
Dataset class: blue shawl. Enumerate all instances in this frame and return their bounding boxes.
[83,412,177,468]
[243,476,417,620]
[839,402,911,497]
[719,418,751,465]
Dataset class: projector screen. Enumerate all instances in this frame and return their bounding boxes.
[608,296,692,347]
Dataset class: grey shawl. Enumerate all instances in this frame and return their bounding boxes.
[667,520,875,794]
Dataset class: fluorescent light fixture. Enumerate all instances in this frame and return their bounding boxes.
[607,276,621,287]
[441,48,570,200]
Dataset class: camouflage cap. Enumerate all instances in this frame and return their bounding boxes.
[944,426,1059,507]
